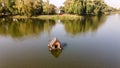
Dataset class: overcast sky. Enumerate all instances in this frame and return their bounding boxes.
[49,0,120,9]
[49,0,65,8]
[105,0,120,9]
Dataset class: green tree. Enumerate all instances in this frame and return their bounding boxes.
[43,0,50,14]
[33,0,43,15]
[0,0,17,15]
[43,0,56,15]
[23,3,34,17]
[49,4,56,14]
[64,0,114,15]
[16,0,43,17]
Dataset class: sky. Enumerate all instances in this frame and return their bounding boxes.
[49,0,120,9]
[49,0,65,8]
[105,0,120,9]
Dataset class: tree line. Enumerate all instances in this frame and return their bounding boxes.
[0,0,117,17]
[63,0,117,15]
[0,0,56,17]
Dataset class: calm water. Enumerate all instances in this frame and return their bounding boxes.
[0,14,120,68]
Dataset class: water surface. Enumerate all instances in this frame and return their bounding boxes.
[0,14,120,68]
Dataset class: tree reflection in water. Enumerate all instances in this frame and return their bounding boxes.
[48,15,106,58]
[50,49,62,58]
[0,15,106,38]
[0,15,106,59]
[0,18,55,38]
[62,15,106,35]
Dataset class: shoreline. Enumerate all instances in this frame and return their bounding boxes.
[1,13,120,20]
[11,14,83,20]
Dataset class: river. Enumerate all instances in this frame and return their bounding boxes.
[0,14,120,68]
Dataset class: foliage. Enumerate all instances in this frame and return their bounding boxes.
[16,0,43,17]
[0,0,17,15]
[64,0,116,15]
[0,0,44,16]
[42,0,56,15]
[0,0,119,16]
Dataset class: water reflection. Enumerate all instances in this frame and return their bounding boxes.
[0,18,55,38]
[50,49,62,58]
[1,15,120,68]
[48,37,67,58]
[49,43,67,58]
[62,16,106,35]
[0,16,106,38]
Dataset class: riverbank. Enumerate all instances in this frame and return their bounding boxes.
[11,14,83,20]
[2,13,120,20]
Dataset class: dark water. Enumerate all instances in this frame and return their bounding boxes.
[0,14,120,68]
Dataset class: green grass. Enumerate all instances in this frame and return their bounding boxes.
[12,14,83,20]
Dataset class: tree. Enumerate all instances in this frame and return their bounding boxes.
[49,4,56,14]
[43,0,50,14]
[64,0,114,15]
[33,0,43,15]
[0,0,16,15]
[43,0,56,15]
[15,0,43,17]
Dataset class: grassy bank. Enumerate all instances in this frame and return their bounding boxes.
[11,14,83,20]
